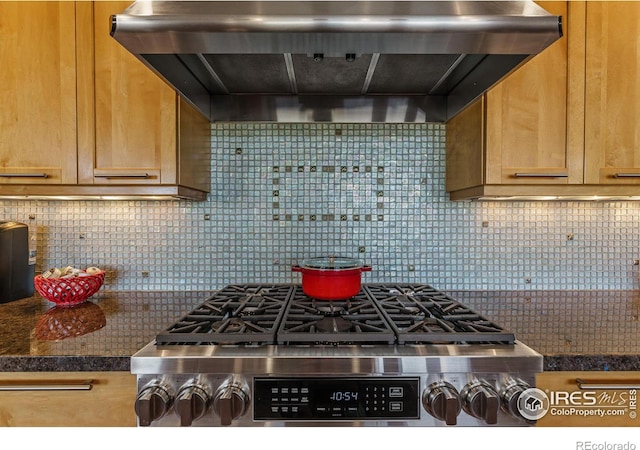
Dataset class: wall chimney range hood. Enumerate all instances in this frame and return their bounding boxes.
[110,1,562,123]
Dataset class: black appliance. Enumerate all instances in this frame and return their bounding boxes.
[0,221,35,303]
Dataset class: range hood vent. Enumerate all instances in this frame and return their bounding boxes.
[111,1,562,123]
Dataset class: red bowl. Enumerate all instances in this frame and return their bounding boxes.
[35,302,106,341]
[34,272,105,307]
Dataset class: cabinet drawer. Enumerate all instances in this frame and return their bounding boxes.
[535,371,639,427]
[0,372,136,427]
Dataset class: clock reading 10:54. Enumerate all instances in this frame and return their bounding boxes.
[329,391,359,402]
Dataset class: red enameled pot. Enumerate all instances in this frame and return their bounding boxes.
[291,256,372,300]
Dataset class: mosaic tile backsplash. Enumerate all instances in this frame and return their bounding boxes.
[2,123,640,292]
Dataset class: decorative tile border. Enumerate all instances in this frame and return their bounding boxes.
[270,163,385,222]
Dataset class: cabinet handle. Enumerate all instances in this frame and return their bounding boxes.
[513,173,569,178]
[576,378,640,390]
[94,173,150,179]
[613,173,640,178]
[0,379,93,391]
[0,173,48,178]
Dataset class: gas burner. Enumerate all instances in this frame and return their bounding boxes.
[212,317,250,333]
[315,303,349,317]
[311,303,354,332]
[314,316,353,333]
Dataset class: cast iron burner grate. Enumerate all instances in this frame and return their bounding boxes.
[364,284,515,344]
[154,283,515,346]
[155,284,292,345]
[276,288,396,345]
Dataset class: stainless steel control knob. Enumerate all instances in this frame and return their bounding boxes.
[175,382,213,426]
[500,379,532,421]
[134,381,174,426]
[461,380,500,425]
[422,381,462,425]
[213,378,250,426]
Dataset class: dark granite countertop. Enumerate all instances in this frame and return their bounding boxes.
[451,290,640,372]
[0,291,210,372]
[1,289,638,372]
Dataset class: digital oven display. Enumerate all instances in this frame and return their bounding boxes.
[253,377,420,421]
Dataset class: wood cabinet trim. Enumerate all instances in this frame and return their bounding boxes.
[445,97,485,192]
[76,1,96,184]
[566,1,586,184]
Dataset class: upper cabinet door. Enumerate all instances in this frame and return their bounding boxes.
[78,1,178,185]
[484,1,579,185]
[0,2,77,184]
[585,2,640,184]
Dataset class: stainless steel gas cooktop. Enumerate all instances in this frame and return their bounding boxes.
[132,284,542,427]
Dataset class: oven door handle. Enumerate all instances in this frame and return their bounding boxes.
[575,378,640,390]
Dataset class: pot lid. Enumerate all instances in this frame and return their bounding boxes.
[300,256,362,270]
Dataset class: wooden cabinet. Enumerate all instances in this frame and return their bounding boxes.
[584,2,640,185]
[446,2,581,200]
[0,2,78,185]
[78,1,178,186]
[483,1,580,188]
[77,1,210,197]
[0,372,136,426]
[0,1,210,200]
[447,2,640,200]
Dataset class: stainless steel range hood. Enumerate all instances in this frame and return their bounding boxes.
[110,1,562,123]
